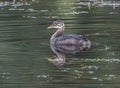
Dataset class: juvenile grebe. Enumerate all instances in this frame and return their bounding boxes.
[47,20,91,65]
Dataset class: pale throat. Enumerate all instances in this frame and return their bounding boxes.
[50,26,65,42]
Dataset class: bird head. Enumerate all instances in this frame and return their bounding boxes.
[48,20,65,29]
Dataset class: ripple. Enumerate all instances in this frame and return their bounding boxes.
[80,58,120,63]
[26,8,38,13]
[9,8,25,11]
[63,11,88,15]
[0,72,11,79]
[105,74,116,80]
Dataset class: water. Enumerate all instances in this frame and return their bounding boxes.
[0,0,120,88]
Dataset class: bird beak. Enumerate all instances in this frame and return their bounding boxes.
[47,25,55,29]
[48,58,54,62]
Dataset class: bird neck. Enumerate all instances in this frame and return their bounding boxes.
[50,27,65,41]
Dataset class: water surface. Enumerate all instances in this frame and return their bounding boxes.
[0,0,120,88]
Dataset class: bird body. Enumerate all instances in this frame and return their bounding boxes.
[51,34,90,54]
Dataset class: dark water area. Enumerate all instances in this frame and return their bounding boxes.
[0,0,120,88]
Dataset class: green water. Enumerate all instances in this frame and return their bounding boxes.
[0,0,120,88]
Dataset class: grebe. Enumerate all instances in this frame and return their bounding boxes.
[47,20,91,65]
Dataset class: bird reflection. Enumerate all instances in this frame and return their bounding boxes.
[47,20,91,66]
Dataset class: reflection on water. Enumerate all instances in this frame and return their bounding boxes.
[0,0,120,88]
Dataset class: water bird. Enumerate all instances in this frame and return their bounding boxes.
[47,20,91,66]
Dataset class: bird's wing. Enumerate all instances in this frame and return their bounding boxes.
[55,34,84,45]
